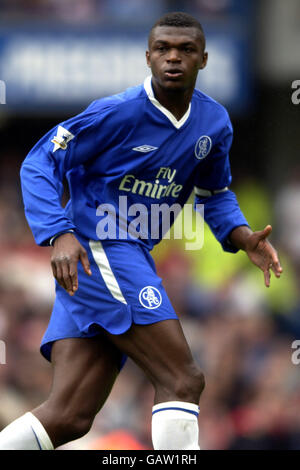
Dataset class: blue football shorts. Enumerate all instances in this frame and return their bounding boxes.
[40,233,178,363]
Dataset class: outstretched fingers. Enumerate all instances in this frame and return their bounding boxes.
[264,267,271,288]
[264,249,283,288]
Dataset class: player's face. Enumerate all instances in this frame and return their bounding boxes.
[146,26,208,93]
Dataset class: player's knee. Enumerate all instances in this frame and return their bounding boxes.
[155,363,205,403]
[45,402,95,444]
[194,367,205,395]
[162,365,205,403]
[54,410,94,444]
[65,414,93,441]
[175,366,205,402]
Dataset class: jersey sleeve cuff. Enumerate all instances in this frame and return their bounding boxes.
[48,229,75,246]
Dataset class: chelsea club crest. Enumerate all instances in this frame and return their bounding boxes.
[139,286,162,309]
[194,135,212,160]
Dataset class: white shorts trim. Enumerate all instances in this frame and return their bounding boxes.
[89,240,127,305]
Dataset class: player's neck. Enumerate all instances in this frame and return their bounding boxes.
[151,81,194,121]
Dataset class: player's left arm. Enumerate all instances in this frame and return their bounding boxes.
[229,224,282,288]
[194,112,282,287]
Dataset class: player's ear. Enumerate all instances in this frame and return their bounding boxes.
[146,50,151,67]
[199,52,208,70]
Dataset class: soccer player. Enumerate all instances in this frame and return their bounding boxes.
[0,12,282,450]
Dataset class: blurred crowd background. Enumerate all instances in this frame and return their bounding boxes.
[0,0,300,450]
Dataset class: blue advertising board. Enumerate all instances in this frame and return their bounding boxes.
[0,23,252,114]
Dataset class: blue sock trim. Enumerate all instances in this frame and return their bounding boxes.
[31,425,42,450]
[152,406,199,418]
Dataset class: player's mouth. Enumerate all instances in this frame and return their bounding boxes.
[164,69,184,80]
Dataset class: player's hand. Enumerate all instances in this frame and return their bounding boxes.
[244,225,283,288]
[51,233,92,296]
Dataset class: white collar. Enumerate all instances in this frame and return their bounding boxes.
[143,76,191,130]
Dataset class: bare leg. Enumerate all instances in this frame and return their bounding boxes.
[106,319,205,404]
[32,335,121,448]
[105,319,204,449]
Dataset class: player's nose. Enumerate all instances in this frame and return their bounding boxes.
[166,48,181,62]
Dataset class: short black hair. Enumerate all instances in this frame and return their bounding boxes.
[149,11,206,48]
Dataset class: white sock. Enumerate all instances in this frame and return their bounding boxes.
[0,412,54,450]
[152,401,200,450]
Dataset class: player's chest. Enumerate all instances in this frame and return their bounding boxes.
[97,120,217,180]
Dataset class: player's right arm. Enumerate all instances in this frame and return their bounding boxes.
[20,101,106,245]
[20,101,117,294]
[50,232,91,296]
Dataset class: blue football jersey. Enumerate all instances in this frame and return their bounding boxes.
[20,76,249,252]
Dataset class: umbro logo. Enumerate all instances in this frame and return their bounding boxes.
[132,145,158,153]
